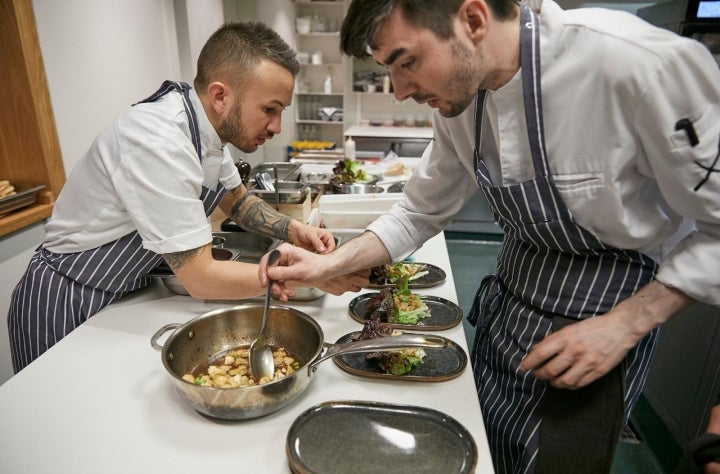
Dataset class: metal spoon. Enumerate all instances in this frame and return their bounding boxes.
[249,249,281,380]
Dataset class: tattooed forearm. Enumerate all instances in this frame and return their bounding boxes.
[230,194,291,241]
[163,248,201,272]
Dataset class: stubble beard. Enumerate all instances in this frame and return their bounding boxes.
[218,104,257,153]
[437,40,482,118]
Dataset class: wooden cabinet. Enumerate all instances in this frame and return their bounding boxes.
[0,0,65,238]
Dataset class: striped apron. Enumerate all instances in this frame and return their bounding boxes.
[467,7,660,473]
[8,81,226,373]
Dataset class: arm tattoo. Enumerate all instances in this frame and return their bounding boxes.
[164,248,201,272]
[230,193,291,241]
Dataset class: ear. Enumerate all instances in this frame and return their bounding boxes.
[459,0,489,42]
[206,81,230,115]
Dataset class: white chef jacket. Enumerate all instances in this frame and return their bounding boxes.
[367,0,720,305]
[44,89,242,255]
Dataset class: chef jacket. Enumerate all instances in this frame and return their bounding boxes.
[367,0,720,305]
[43,89,241,256]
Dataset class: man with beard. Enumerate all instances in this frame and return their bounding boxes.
[260,1,720,472]
[7,21,367,373]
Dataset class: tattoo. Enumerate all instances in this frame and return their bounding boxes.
[163,248,201,271]
[230,194,292,241]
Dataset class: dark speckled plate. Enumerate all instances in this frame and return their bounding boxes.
[332,332,467,382]
[286,400,478,474]
[368,263,446,289]
[348,293,463,331]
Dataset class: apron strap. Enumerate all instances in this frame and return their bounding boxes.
[519,5,551,178]
[133,80,202,159]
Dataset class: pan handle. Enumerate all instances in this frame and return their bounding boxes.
[150,323,182,351]
[310,333,447,369]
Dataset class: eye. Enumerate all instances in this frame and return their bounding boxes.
[401,57,416,69]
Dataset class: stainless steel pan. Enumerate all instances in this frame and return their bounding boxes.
[151,303,445,420]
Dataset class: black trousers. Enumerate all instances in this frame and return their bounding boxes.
[534,315,625,474]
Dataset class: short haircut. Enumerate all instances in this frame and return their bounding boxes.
[194,21,299,91]
[340,0,517,59]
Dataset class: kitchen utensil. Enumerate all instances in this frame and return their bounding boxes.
[150,304,446,420]
[286,401,478,474]
[348,293,464,331]
[255,172,274,191]
[249,249,281,380]
[340,184,385,194]
[272,164,280,211]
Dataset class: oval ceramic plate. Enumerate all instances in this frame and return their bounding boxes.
[286,401,478,474]
[332,332,467,382]
[348,293,463,330]
[368,263,446,289]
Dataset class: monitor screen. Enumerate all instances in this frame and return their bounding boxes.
[697,1,720,18]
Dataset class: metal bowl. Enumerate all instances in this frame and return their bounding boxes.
[340,184,385,194]
[330,174,380,194]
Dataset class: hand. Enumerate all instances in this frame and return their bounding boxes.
[258,244,369,300]
[259,243,333,299]
[289,221,335,254]
[314,269,371,296]
[519,281,691,389]
[518,313,637,389]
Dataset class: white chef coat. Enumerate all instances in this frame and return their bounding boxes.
[44,89,242,255]
[367,0,720,305]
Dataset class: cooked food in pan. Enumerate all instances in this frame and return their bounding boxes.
[182,346,300,388]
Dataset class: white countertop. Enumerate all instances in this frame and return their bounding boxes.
[0,232,492,474]
[344,125,434,139]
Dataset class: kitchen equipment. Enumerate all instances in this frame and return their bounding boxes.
[254,172,274,191]
[249,162,301,181]
[340,184,385,194]
[329,173,380,194]
[150,304,446,420]
[286,401,478,474]
[249,249,281,380]
[249,181,310,204]
[148,232,277,295]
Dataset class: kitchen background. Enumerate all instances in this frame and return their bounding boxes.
[0,1,718,472]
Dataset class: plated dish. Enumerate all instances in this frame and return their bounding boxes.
[286,400,478,474]
[368,262,446,289]
[332,331,467,382]
[348,293,463,330]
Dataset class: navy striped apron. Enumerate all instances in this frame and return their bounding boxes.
[467,7,660,473]
[8,81,226,372]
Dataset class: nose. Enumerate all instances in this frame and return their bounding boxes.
[267,116,282,135]
[390,73,415,102]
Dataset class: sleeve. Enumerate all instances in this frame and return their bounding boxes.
[367,113,481,261]
[114,110,212,255]
[634,39,720,305]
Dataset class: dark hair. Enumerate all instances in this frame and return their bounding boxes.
[194,21,299,90]
[341,0,518,58]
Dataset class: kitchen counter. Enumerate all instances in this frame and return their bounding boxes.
[344,125,434,139]
[0,232,493,474]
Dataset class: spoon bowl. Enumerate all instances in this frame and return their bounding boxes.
[249,249,281,380]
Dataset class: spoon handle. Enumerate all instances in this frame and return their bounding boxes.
[259,249,281,334]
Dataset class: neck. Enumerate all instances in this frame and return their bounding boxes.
[480,12,521,90]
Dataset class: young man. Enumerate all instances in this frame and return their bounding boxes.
[261,1,720,472]
[8,21,366,373]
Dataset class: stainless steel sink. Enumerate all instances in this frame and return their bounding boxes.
[249,162,301,181]
[213,231,278,262]
[149,231,279,295]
